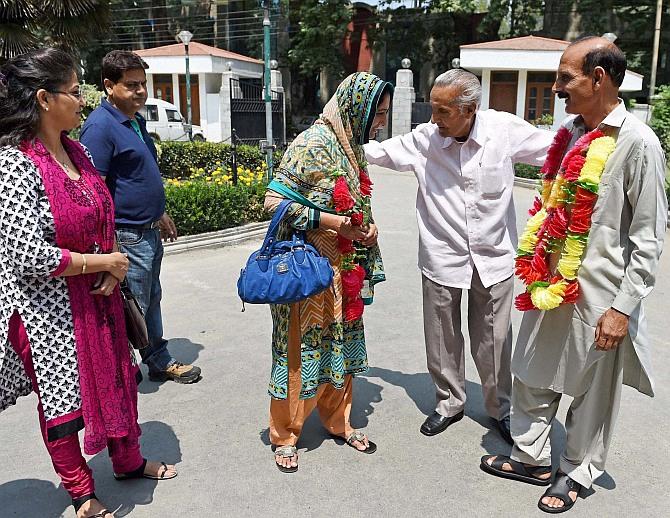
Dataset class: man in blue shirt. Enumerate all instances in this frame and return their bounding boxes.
[81,50,201,384]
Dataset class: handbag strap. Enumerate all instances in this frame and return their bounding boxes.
[260,199,294,252]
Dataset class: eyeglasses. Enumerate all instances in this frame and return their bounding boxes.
[120,80,147,92]
[51,90,83,100]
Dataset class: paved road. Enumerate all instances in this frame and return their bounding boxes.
[1,166,668,517]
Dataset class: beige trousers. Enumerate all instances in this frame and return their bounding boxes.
[269,305,354,447]
[510,343,625,488]
[421,268,513,420]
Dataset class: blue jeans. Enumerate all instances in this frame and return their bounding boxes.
[116,227,175,373]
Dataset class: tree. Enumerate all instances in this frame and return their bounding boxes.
[542,0,669,96]
[286,0,352,78]
[0,0,111,61]
[650,85,670,156]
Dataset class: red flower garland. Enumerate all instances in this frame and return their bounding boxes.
[359,169,373,196]
[514,127,614,311]
[540,127,572,180]
[331,168,374,322]
[334,176,355,212]
[351,212,364,226]
[344,296,365,322]
[341,264,366,297]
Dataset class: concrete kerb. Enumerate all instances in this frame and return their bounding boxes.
[513,175,670,228]
[163,220,269,256]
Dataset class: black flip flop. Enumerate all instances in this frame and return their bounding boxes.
[114,458,177,481]
[274,445,298,473]
[331,431,377,454]
[480,455,552,486]
[537,472,582,514]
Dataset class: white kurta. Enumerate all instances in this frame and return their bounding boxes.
[365,110,554,289]
[513,103,667,397]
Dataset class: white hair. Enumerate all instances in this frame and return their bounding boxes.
[433,69,481,112]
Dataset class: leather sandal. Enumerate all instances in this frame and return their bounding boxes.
[274,445,298,473]
[331,430,377,454]
[480,454,552,486]
[537,472,582,514]
[72,493,112,517]
[113,458,177,481]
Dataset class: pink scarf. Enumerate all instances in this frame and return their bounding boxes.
[21,135,140,454]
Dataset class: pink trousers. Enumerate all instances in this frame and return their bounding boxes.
[8,312,143,500]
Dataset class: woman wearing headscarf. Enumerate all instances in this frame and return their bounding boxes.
[0,48,176,518]
[264,72,392,472]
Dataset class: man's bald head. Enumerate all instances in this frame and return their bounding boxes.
[565,36,626,87]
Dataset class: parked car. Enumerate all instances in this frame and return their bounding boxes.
[139,98,205,142]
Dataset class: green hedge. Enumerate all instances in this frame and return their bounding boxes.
[514,163,541,179]
[159,141,283,179]
[165,179,269,236]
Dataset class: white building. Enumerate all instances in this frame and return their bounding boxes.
[135,41,264,142]
[459,36,644,129]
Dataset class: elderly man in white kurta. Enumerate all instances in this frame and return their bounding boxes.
[481,37,667,514]
[364,69,554,442]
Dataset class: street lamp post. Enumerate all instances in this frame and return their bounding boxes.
[262,0,274,180]
[177,30,194,141]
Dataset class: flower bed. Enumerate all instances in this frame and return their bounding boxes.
[165,160,271,236]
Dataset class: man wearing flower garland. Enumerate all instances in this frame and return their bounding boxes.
[481,37,667,514]
[364,69,554,443]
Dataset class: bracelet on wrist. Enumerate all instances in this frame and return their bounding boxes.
[81,253,87,275]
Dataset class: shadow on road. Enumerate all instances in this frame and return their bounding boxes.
[365,366,434,415]
[0,421,180,517]
[0,478,70,517]
[87,420,182,517]
[138,338,205,394]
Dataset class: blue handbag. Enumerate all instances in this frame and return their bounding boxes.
[237,200,334,304]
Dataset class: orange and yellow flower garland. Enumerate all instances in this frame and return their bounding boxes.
[515,127,617,311]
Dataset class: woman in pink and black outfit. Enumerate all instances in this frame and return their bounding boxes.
[0,48,176,518]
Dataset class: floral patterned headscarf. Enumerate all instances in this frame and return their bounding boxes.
[318,72,393,173]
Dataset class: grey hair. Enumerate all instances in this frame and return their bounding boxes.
[433,69,481,112]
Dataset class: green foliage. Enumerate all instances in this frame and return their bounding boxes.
[158,141,283,180]
[650,85,670,157]
[542,0,661,79]
[70,83,104,139]
[287,0,352,77]
[0,0,110,60]
[514,163,541,179]
[530,114,554,127]
[165,179,269,236]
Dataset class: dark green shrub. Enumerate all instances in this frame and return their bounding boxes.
[650,85,670,158]
[514,163,541,179]
[165,179,269,236]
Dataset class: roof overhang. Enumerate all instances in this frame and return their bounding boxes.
[460,47,644,92]
[141,54,263,78]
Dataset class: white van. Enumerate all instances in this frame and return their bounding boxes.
[140,98,205,142]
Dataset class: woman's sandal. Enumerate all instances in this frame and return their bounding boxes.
[72,493,112,517]
[480,455,552,486]
[274,445,298,473]
[537,472,582,514]
[331,430,377,454]
[113,458,177,481]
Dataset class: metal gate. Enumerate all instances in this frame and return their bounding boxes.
[230,78,285,146]
[411,102,432,129]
